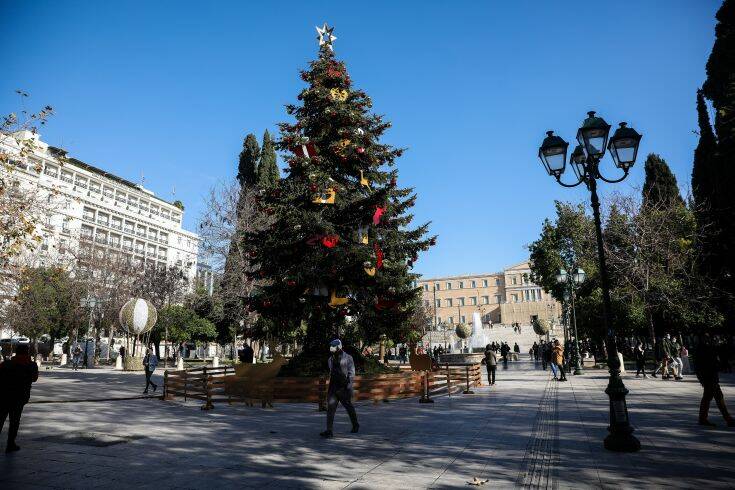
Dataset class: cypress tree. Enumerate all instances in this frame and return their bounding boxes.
[256,130,280,187]
[702,0,735,327]
[692,90,718,209]
[641,154,684,209]
[237,134,260,187]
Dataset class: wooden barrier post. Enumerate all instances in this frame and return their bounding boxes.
[463,365,475,394]
[183,370,188,402]
[419,370,434,403]
[445,363,451,397]
[318,376,327,411]
[201,366,214,410]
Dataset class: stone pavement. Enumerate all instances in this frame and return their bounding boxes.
[2,359,735,488]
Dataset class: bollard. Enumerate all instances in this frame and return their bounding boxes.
[177,356,184,371]
[115,355,123,370]
[213,356,220,368]
[60,353,67,367]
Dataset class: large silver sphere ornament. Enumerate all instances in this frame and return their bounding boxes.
[119,298,158,335]
[455,323,472,339]
[532,318,550,336]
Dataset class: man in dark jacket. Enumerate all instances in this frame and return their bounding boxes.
[320,339,359,438]
[484,344,497,385]
[142,348,158,394]
[696,333,734,427]
[0,343,39,453]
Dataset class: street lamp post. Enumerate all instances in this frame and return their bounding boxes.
[557,268,586,375]
[538,111,642,453]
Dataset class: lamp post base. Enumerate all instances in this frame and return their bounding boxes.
[604,430,641,452]
[573,366,584,375]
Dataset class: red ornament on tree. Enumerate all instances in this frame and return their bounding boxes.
[373,206,386,225]
[390,176,397,187]
[309,183,318,192]
[357,147,365,154]
[321,235,340,248]
[262,299,272,308]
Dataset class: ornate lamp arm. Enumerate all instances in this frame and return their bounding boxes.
[597,166,630,184]
[554,173,586,188]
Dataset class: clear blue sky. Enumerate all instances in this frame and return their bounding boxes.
[2,1,721,278]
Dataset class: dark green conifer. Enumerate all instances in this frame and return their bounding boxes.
[257,130,280,187]
[642,154,684,209]
[237,134,260,186]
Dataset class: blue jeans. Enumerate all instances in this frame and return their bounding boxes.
[550,363,558,378]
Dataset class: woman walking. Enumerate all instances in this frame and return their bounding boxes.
[635,341,647,378]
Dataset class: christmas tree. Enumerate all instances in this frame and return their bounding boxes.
[243,24,434,365]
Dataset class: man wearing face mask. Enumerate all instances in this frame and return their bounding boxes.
[320,339,359,438]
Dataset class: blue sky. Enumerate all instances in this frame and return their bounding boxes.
[2,1,721,278]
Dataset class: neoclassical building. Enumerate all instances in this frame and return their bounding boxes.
[417,261,560,329]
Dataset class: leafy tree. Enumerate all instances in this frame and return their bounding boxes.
[237,134,260,187]
[642,154,685,209]
[243,32,434,362]
[257,129,280,187]
[155,305,217,345]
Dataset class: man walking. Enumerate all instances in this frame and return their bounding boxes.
[71,344,82,371]
[634,341,647,378]
[696,333,734,427]
[484,344,497,385]
[0,343,39,453]
[321,339,359,438]
[142,348,158,394]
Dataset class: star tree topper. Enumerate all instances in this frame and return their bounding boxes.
[316,23,337,51]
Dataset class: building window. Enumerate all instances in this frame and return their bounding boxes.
[448,317,454,324]
[470,280,476,288]
[482,279,488,287]
[424,300,430,307]
[435,299,441,308]
[512,276,518,285]
[496,278,501,286]
[460,315,466,323]
[437,317,442,324]
[512,294,518,303]
[538,289,543,301]
[482,296,489,305]
[469,297,477,306]
[445,298,453,308]
[423,284,429,291]
[524,290,530,301]
[434,283,440,291]
[458,281,464,289]
[446,282,452,290]
[458,297,465,306]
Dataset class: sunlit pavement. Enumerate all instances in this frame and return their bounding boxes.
[1,359,734,489]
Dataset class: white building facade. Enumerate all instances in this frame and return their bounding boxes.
[1,131,200,296]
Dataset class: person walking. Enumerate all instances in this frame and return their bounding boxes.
[71,344,82,371]
[542,341,551,371]
[532,342,539,362]
[0,343,39,453]
[142,348,158,394]
[320,339,358,438]
[634,341,647,378]
[484,344,497,385]
[671,336,684,380]
[551,339,567,381]
[696,333,734,427]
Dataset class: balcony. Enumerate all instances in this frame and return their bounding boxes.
[82,215,95,223]
[44,169,58,178]
[97,219,109,226]
[136,231,146,238]
[60,176,73,184]
[157,254,166,261]
[124,228,134,234]
[110,223,122,230]
[75,182,88,189]
[135,249,145,255]
[147,234,157,241]
[159,237,168,244]
[81,234,93,242]
[147,251,156,257]
[104,192,114,198]
[90,187,101,194]
[94,236,107,244]
[122,245,134,252]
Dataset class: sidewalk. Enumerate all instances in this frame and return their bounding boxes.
[1,360,734,488]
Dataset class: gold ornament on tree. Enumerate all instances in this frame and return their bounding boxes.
[330,88,348,102]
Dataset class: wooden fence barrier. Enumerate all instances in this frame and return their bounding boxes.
[163,362,481,410]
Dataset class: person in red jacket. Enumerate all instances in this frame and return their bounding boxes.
[0,343,39,453]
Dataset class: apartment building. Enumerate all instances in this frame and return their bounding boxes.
[417,261,559,328]
[1,131,200,285]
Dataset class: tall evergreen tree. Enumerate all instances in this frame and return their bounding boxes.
[692,90,718,208]
[641,154,684,209]
[257,129,280,187]
[702,0,735,327]
[243,27,434,361]
[237,134,260,186]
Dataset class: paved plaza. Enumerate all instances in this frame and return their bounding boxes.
[2,359,735,489]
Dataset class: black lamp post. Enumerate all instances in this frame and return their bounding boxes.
[556,268,585,375]
[538,111,642,452]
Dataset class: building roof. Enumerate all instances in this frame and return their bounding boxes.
[418,271,503,283]
[48,146,179,209]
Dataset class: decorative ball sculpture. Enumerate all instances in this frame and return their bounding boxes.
[455,323,472,339]
[532,318,550,336]
[119,298,158,335]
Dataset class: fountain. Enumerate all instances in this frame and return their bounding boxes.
[439,312,487,364]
